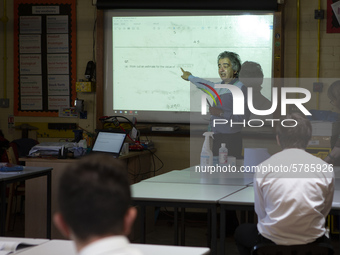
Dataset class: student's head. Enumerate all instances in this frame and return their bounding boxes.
[53,154,136,247]
[217,51,241,82]
[328,80,340,110]
[239,61,264,89]
[276,113,312,150]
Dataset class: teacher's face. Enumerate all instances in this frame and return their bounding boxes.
[218,58,236,83]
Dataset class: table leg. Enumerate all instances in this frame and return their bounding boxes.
[241,210,246,223]
[248,211,255,223]
[211,205,217,255]
[140,205,146,243]
[0,183,5,236]
[46,171,51,239]
[207,209,211,247]
[180,207,185,246]
[174,207,178,245]
[220,206,226,255]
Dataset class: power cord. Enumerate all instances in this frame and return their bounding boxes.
[99,116,139,142]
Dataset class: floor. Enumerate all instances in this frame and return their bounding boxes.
[132,209,340,255]
[147,214,238,255]
[5,208,25,237]
[5,207,340,255]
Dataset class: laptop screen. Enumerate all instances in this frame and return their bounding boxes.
[92,131,127,156]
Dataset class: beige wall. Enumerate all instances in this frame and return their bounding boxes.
[284,0,340,112]
[0,0,339,171]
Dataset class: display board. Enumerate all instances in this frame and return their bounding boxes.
[327,0,340,33]
[13,0,76,117]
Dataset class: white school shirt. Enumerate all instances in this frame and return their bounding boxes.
[80,236,143,255]
[254,148,334,245]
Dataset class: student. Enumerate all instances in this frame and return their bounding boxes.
[53,154,142,255]
[234,113,334,255]
[324,81,340,165]
[181,51,250,159]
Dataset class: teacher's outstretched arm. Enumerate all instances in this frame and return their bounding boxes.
[180,67,192,81]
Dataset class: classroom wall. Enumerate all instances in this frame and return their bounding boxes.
[0,0,96,142]
[0,0,339,172]
[284,0,340,112]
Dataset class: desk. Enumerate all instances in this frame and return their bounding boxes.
[0,236,48,255]
[20,151,154,239]
[219,187,254,255]
[18,239,210,255]
[0,236,48,245]
[0,167,52,238]
[144,167,253,186]
[131,181,246,255]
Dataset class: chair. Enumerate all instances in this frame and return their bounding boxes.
[5,147,18,231]
[252,242,334,255]
[9,138,39,164]
[5,139,39,232]
[6,139,38,231]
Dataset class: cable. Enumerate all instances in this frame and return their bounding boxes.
[92,7,96,63]
[127,157,143,182]
[100,115,135,127]
[151,149,156,176]
[151,150,164,174]
[99,116,139,142]
[141,149,164,176]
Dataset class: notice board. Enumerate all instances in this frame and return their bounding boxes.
[327,0,340,33]
[13,0,76,116]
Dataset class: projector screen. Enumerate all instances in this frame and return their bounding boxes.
[104,10,274,124]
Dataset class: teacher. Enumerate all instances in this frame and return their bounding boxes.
[181,51,250,159]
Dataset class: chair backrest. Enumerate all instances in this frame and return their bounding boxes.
[10,138,39,157]
[252,242,334,255]
[9,138,39,164]
[6,147,17,164]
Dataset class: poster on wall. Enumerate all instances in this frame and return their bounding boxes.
[327,0,340,33]
[13,0,76,117]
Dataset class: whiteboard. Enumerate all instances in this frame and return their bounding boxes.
[104,10,274,123]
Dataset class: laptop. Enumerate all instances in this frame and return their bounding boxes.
[91,131,127,158]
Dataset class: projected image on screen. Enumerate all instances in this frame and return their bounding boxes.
[104,11,274,123]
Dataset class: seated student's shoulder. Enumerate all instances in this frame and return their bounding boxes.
[255,148,334,179]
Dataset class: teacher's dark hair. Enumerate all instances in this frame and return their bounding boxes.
[57,154,131,241]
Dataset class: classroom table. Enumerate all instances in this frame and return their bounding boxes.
[0,236,48,245]
[0,166,52,238]
[131,181,246,255]
[17,239,211,255]
[219,187,254,255]
[0,236,48,254]
[143,167,254,186]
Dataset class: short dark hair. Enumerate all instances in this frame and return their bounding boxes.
[217,51,241,77]
[328,80,340,103]
[276,113,312,149]
[57,154,131,241]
